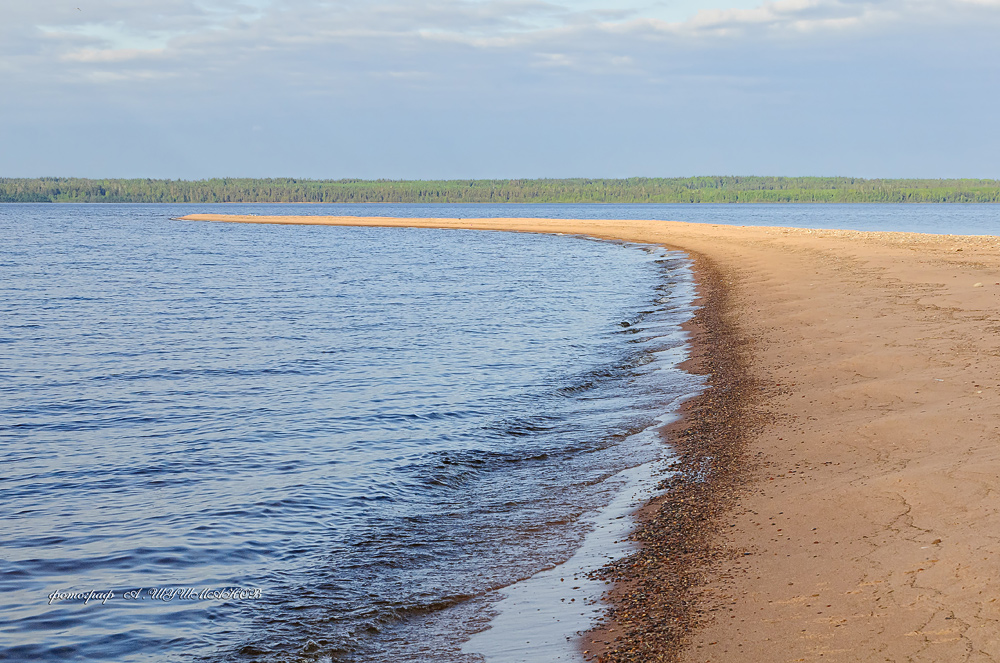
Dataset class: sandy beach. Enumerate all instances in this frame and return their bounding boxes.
[182,213,1000,662]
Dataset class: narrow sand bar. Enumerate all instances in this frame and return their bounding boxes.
[182,214,1000,661]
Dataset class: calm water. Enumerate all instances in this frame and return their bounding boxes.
[0,204,702,662]
[2,203,997,663]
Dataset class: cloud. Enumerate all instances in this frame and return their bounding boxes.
[60,47,166,63]
[11,0,991,90]
[0,11,933,103]
[3,0,1000,177]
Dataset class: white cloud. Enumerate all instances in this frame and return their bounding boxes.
[5,0,1000,99]
[60,47,166,63]
[4,0,1000,177]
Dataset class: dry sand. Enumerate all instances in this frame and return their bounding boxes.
[182,214,1000,662]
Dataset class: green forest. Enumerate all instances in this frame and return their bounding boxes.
[4,177,1000,203]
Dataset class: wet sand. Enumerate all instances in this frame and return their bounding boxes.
[181,214,1000,662]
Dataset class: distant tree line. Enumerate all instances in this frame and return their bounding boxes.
[4,177,1000,203]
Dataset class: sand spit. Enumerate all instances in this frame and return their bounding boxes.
[181,214,1000,662]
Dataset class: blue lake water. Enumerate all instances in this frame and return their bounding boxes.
[1,203,997,663]
[0,204,703,662]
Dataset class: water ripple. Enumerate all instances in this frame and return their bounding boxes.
[0,204,704,663]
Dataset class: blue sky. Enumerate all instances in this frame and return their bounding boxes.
[3,0,999,179]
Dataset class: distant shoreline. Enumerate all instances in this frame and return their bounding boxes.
[8,176,1000,203]
[180,213,1000,662]
[9,200,1000,204]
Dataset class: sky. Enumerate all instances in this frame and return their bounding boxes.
[2,0,1000,179]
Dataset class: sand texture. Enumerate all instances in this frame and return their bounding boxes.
[181,214,1000,662]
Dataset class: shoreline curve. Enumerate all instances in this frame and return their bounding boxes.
[179,214,1000,662]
